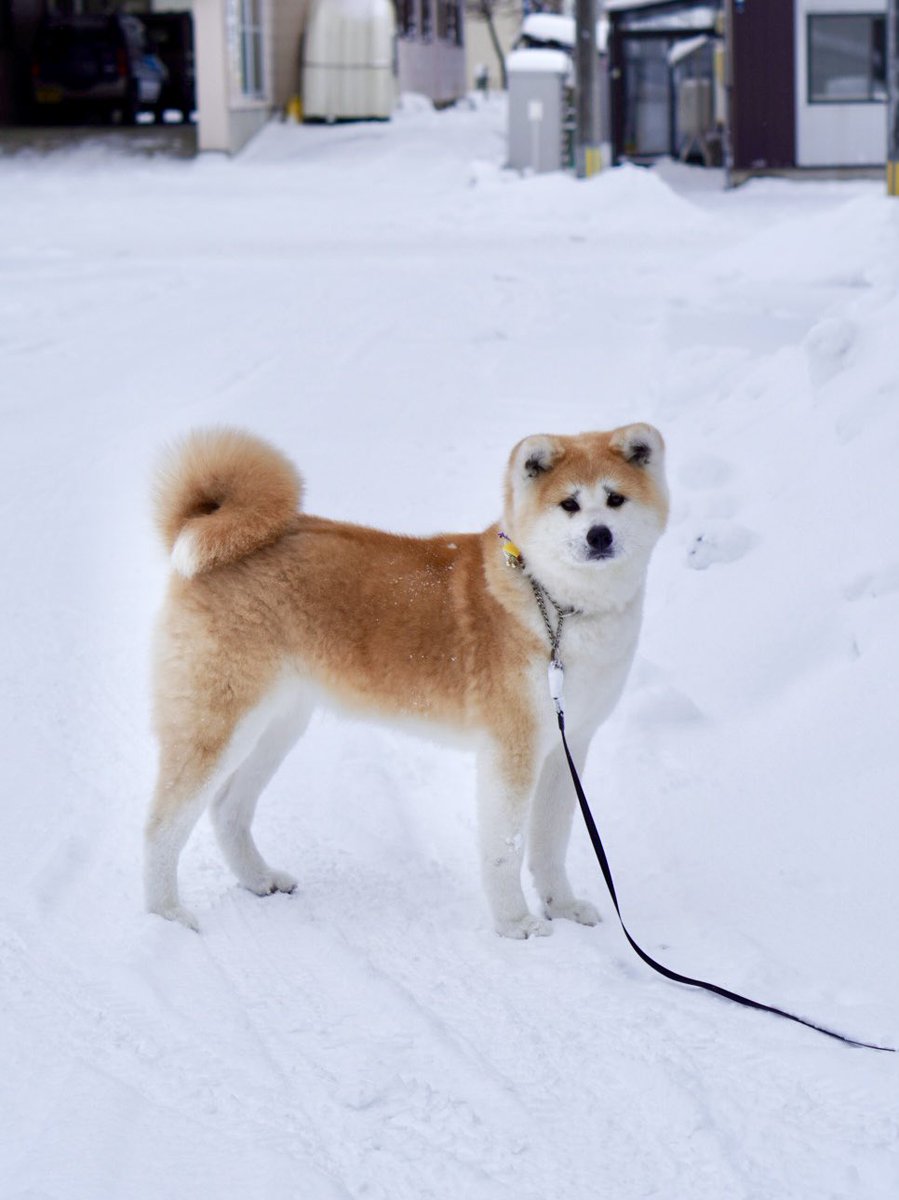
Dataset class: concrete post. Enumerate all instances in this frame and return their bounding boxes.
[574,0,600,177]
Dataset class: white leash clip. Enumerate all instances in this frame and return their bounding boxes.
[548,659,565,717]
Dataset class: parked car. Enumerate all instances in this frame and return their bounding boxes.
[141,12,196,124]
[31,13,166,125]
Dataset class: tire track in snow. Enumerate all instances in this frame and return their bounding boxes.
[204,888,530,1199]
[0,910,353,1199]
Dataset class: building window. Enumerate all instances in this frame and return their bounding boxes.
[395,0,416,37]
[420,0,432,41]
[239,0,265,97]
[808,13,886,103]
[437,0,462,44]
[621,38,673,158]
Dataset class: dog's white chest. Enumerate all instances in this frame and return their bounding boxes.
[550,601,642,729]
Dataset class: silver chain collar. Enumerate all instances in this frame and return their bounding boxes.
[499,531,578,666]
[528,575,577,667]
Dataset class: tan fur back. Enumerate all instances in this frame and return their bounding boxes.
[154,428,302,576]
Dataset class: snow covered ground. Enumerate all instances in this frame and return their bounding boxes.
[1,95,898,1199]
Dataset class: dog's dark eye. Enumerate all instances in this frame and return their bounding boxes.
[559,497,580,514]
[606,492,627,509]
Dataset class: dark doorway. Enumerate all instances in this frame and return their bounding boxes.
[609,0,722,165]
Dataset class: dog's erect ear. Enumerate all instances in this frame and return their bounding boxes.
[505,435,566,533]
[511,434,565,482]
[609,423,665,470]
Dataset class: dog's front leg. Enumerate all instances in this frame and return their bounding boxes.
[476,740,549,939]
[528,737,601,927]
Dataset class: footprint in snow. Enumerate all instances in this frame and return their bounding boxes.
[674,453,754,570]
[804,316,857,387]
[844,561,899,600]
[687,523,756,570]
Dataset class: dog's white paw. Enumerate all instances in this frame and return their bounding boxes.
[246,869,298,897]
[544,897,601,926]
[152,904,200,932]
[496,914,553,940]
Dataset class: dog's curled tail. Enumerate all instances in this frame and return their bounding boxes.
[154,428,303,578]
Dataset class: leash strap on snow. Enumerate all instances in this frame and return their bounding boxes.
[552,682,894,1053]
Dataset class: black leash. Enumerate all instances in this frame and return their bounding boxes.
[515,546,893,1052]
[556,705,893,1052]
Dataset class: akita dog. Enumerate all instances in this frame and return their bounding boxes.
[145,425,668,937]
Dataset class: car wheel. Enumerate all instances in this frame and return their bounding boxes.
[119,84,140,125]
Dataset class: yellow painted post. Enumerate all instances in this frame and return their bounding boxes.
[585,145,602,176]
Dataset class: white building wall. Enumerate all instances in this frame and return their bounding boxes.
[465,4,519,91]
[795,0,886,167]
[271,0,315,108]
[193,0,273,153]
[396,37,467,103]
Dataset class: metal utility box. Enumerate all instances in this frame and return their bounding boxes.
[507,48,572,173]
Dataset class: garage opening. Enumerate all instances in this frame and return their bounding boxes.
[1,0,197,153]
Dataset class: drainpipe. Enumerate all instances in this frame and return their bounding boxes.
[722,0,734,188]
[889,0,898,194]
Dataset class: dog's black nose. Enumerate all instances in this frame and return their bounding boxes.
[586,524,613,554]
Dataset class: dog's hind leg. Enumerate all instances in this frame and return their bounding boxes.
[208,707,309,899]
[476,738,549,939]
[528,738,601,927]
[146,681,310,929]
[144,746,226,932]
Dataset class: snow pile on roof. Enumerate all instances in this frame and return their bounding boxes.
[521,12,575,46]
[668,32,711,66]
[519,11,608,52]
[507,47,572,74]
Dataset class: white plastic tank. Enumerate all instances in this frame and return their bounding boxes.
[302,0,397,121]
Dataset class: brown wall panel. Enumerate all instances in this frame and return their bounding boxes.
[730,0,796,169]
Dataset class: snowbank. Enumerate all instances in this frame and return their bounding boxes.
[0,99,897,1199]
